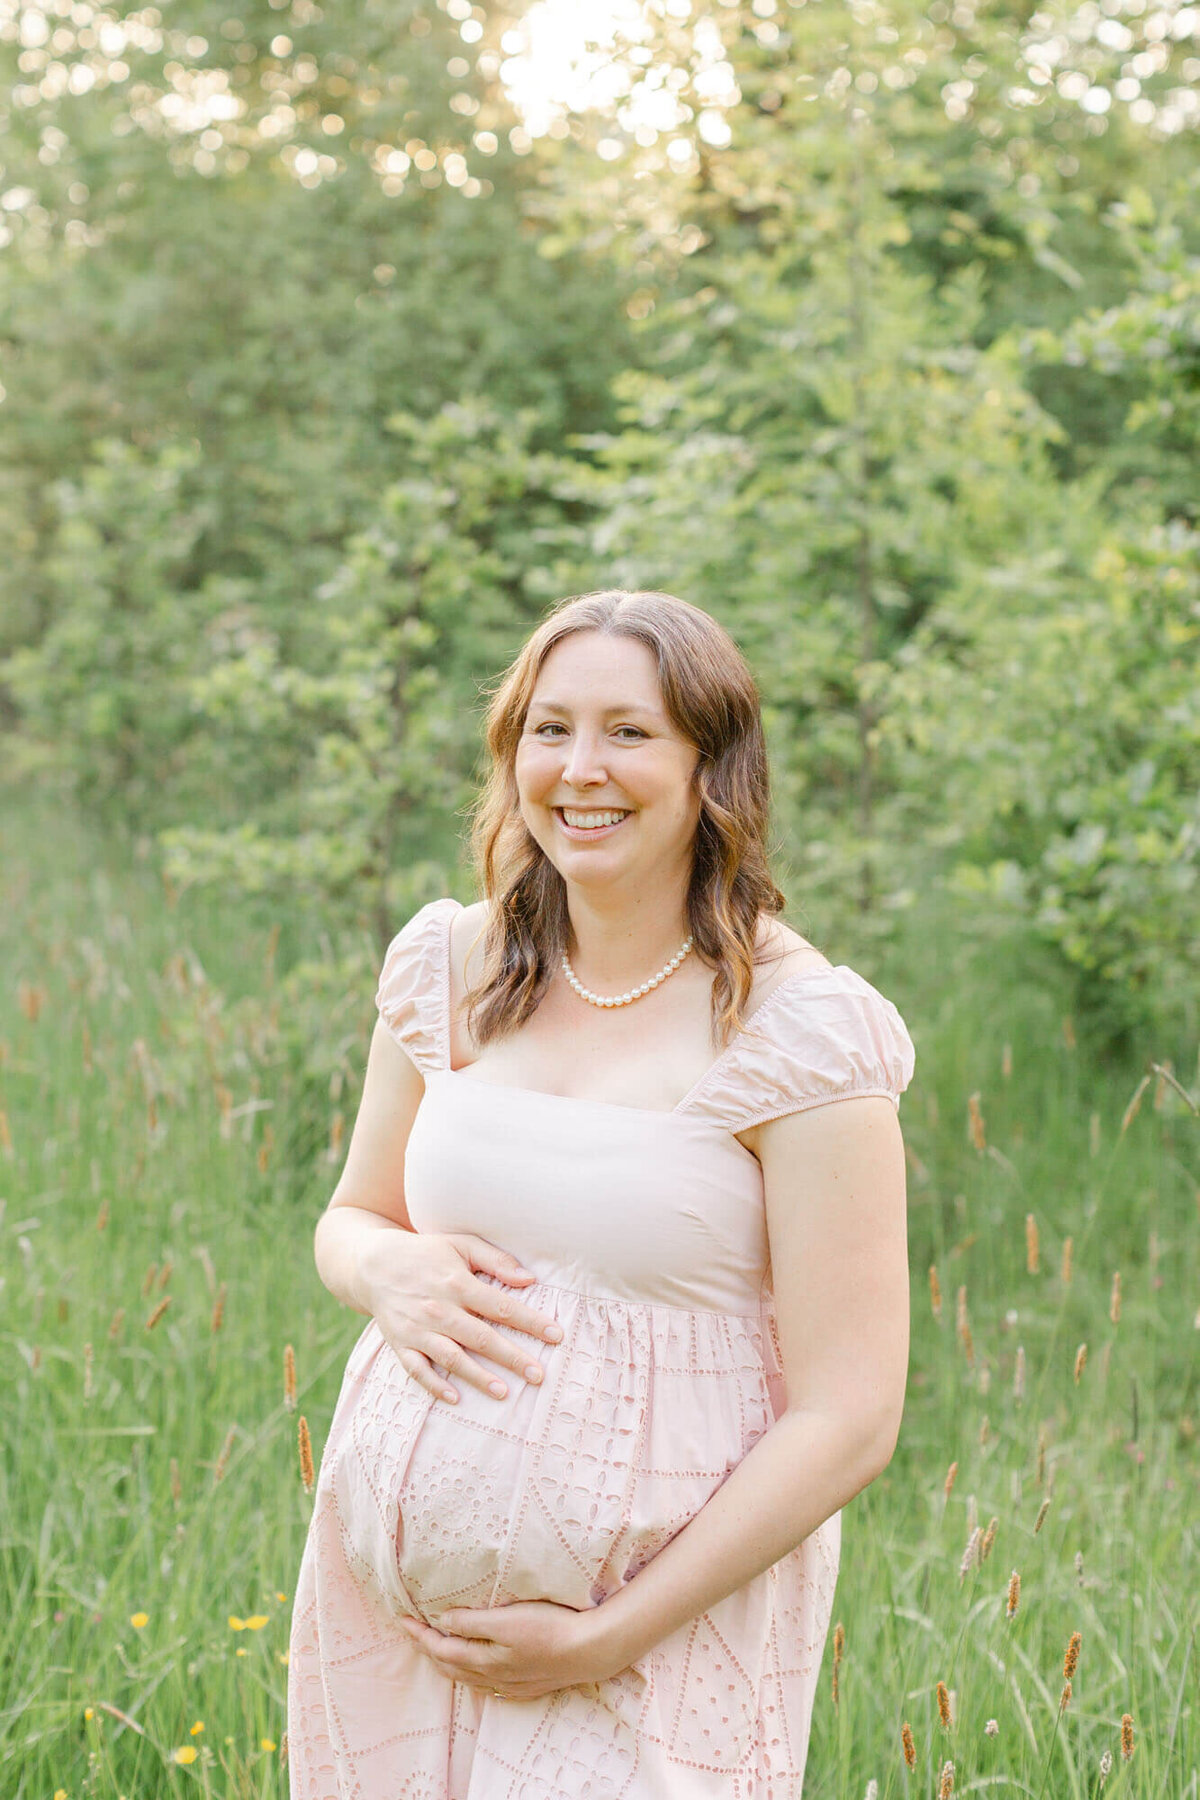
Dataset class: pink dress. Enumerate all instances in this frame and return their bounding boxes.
[287,897,916,1799]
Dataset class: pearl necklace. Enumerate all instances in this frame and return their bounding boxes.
[561,935,695,1008]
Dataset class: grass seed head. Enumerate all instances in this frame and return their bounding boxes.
[214,1425,236,1484]
[1064,1630,1081,1680]
[298,1415,314,1492]
[1120,1074,1149,1136]
[967,1092,986,1151]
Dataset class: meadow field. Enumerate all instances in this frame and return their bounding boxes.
[3,792,1195,1799]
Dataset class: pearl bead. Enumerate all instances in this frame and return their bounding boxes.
[561,932,694,1008]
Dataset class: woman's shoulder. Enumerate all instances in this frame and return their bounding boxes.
[747,917,834,1006]
[375,896,464,1070]
[449,898,492,992]
[686,922,917,1130]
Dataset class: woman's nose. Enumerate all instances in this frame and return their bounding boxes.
[561,734,608,785]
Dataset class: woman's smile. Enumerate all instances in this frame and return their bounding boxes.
[553,806,633,840]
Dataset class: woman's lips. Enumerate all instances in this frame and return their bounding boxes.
[552,808,631,841]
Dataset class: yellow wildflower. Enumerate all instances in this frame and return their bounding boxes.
[261,1738,277,1751]
[129,1612,148,1629]
[172,1746,198,1765]
[245,1615,269,1630]
[190,1720,205,1736]
[228,1615,246,1630]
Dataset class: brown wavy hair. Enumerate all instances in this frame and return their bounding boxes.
[464,588,793,1049]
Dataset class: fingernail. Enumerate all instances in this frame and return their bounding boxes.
[525,1365,543,1383]
[544,1325,562,1342]
[488,1380,507,1398]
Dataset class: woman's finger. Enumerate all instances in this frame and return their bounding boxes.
[393,1346,458,1405]
[452,1314,552,1389]
[401,1618,498,1678]
[421,1333,516,1399]
[470,1279,563,1347]
[455,1235,538,1285]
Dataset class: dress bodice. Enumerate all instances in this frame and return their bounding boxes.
[379,898,917,1316]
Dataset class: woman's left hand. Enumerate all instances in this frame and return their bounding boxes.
[397,1598,630,1702]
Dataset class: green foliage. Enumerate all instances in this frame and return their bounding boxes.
[1,440,215,812]
[893,515,1199,1039]
[1,0,1197,1033]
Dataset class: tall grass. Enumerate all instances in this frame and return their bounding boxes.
[2,792,1195,1797]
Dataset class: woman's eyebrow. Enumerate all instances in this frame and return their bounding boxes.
[527,700,662,718]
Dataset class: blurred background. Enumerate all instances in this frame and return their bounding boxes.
[1,1,1197,1794]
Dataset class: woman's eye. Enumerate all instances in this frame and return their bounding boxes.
[535,723,567,737]
[615,727,646,741]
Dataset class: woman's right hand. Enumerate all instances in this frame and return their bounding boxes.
[360,1229,564,1405]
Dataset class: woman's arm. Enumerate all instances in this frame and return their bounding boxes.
[313,1019,427,1313]
[585,1092,910,1671]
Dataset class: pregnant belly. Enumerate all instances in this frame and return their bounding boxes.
[319,1281,778,1631]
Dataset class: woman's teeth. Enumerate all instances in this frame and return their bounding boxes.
[558,809,629,830]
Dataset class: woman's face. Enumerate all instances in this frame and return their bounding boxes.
[515,630,703,897]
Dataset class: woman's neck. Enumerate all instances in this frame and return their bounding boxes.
[562,890,693,991]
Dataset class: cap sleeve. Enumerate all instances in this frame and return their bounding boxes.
[682,966,916,1134]
[374,896,459,1074]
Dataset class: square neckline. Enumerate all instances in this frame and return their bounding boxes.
[436,897,849,1122]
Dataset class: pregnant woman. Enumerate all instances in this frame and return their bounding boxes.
[287,587,916,1797]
